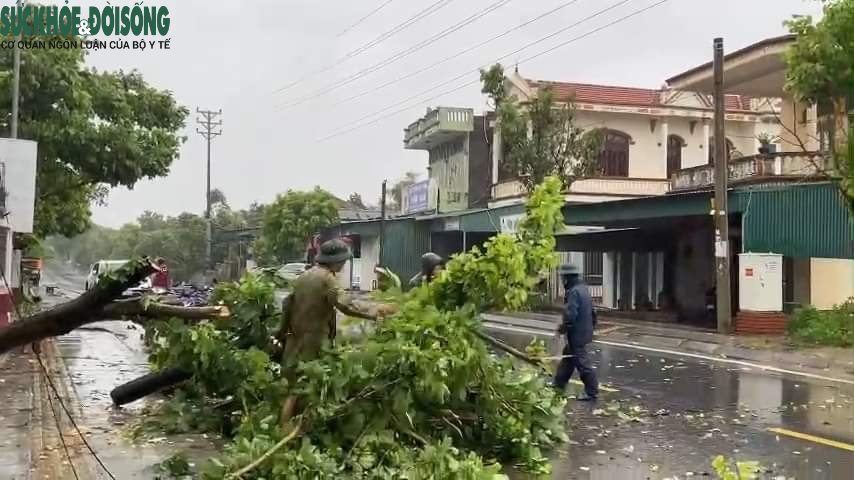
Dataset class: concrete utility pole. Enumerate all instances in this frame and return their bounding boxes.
[491,109,502,198]
[379,180,387,267]
[10,1,22,138]
[10,35,20,139]
[712,38,732,334]
[195,108,222,269]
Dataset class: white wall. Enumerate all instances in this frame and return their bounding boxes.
[576,111,664,178]
[0,139,38,234]
[360,236,380,291]
[576,111,773,179]
[810,258,854,309]
[429,136,469,212]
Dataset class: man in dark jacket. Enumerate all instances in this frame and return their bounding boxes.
[552,264,599,401]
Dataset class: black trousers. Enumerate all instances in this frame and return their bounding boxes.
[553,341,598,397]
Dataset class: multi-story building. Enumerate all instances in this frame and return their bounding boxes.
[402,107,494,214]
[491,69,780,205]
[334,35,851,335]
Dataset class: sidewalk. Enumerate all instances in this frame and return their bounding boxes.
[482,311,854,381]
[1,290,222,479]
[0,349,35,480]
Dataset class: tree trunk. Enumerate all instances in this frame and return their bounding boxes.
[0,258,158,354]
[0,258,230,354]
[103,299,230,322]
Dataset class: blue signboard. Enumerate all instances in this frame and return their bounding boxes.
[406,180,430,213]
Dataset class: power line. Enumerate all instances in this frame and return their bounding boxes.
[337,0,397,37]
[318,0,670,142]
[273,0,457,94]
[277,0,514,110]
[333,0,589,108]
[43,378,80,480]
[0,264,117,479]
[319,0,639,138]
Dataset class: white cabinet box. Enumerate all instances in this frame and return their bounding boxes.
[738,253,783,312]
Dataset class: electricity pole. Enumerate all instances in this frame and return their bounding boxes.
[10,1,21,138]
[379,180,387,267]
[712,38,732,334]
[10,35,19,138]
[196,108,222,270]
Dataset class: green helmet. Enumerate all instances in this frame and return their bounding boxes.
[421,252,444,274]
[316,238,352,264]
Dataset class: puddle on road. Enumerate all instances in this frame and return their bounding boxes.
[54,320,221,478]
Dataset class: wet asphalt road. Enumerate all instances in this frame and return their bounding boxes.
[41,263,221,478]
[491,330,854,480]
[39,264,854,479]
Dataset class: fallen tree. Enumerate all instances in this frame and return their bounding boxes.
[0,257,231,354]
[133,177,570,479]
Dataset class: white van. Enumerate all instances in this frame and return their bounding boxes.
[85,260,130,291]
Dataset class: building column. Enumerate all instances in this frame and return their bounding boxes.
[657,252,664,307]
[661,120,669,177]
[631,253,638,310]
[615,252,622,309]
[603,252,616,309]
[647,252,655,307]
[703,121,711,162]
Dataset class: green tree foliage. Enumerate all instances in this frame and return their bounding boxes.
[139,178,568,479]
[345,193,367,210]
[784,0,854,206]
[0,5,188,237]
[258,188,340,264]
[45,200,261,281]
[388,171,421,212]
[480,64,604,193]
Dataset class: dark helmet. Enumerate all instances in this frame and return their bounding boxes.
[420,252,444,273]
[316,239,352,264]
[558,264,580,277]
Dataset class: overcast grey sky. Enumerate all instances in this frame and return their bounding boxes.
[86,0,823,227]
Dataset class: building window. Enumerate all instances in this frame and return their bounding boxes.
[708,137,735,164]
[666,134,684,178]
[598,129,630,177]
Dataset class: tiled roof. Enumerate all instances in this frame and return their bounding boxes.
[525,79,753,112]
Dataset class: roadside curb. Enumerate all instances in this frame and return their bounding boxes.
[30,340,99,479]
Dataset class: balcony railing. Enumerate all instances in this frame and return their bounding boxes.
[670,151,828,191]
[493,177,671,201]
[403,107,474,150]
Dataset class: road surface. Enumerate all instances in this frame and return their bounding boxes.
[39,264,854,479]
[488,321,854,480]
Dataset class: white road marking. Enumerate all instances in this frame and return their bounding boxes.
[482,322,854,386]
[594,340,854,385]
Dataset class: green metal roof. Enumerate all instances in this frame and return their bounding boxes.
[563,182,853,259]
[740,183,853,259]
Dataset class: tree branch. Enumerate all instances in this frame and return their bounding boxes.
[0,258,157,353]
[0,259,231,353]
[227,421,303,479]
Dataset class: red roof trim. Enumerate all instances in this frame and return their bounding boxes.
[525,78,755,112]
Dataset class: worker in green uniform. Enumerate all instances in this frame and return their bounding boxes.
[278,238,397,424]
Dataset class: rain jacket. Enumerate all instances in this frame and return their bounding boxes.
[560,279,597,346]
[278,266,374,369]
